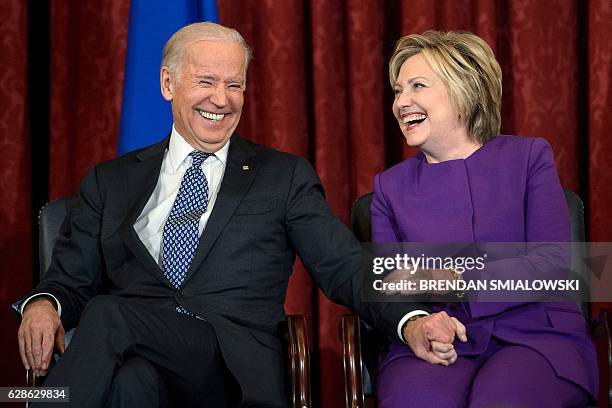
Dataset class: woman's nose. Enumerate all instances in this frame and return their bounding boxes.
[395,89,413,107]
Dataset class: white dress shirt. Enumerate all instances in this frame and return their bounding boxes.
[134,126,229,264]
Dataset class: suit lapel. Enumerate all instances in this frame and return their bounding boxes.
[185,135,258,281]
[118,137,170,284]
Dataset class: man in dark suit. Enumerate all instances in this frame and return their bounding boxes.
[15,22,420,407]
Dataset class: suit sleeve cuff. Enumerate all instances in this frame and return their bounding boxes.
[20,293,62,317]
[397,310,429,343]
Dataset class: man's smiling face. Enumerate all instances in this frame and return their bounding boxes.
[161,40,246,152]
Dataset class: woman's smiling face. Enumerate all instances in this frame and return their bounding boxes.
[392,53,471,161]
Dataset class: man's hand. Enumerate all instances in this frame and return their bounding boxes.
[18,298,65,376]
[402,311,467,366]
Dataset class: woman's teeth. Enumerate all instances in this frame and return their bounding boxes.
[403,113,427,125]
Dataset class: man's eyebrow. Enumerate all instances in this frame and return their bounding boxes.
[227,78,245,84]
[194,74,217,81]
[194,74,244,84]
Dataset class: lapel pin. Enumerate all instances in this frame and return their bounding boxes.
[242,165,250,171]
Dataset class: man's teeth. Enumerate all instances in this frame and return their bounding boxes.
[199,110,225,121]
[403,113,427,124]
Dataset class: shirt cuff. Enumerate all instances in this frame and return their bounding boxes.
[397,310,429,343]
[20,293,62,317]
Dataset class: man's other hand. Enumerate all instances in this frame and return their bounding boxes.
[402,311,467,366]
[18,298,65,376]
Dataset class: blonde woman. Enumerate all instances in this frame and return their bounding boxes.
[372,31,597,407]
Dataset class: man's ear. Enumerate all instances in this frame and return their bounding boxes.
[160,67,174,101]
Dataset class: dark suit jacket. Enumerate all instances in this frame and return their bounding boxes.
[18,135,415,407]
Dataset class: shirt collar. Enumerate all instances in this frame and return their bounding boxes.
[168,125,230,171]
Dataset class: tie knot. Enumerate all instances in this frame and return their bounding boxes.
[189,151,211,167]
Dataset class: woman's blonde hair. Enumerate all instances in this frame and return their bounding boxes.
[389,31,502,144]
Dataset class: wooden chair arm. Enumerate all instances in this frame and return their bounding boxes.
[341,314,365,408]
[287,315,311,408]
[25,368,43,407]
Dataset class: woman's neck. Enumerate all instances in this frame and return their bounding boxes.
[423,138,483,164]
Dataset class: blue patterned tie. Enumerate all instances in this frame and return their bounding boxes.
[162,151,212,291]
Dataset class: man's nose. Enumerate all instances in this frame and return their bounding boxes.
[210,85,228,106]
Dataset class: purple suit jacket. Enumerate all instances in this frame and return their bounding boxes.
[372,135,597,397]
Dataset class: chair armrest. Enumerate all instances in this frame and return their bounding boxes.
[287,315,311,408]
[591,309,612,408]
[341,314,365,408]
[25,368,38,387]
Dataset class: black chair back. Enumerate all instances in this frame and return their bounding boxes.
[350,193,374,243]
[38,196,78,277]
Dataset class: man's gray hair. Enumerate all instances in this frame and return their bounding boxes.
[162,22,252,77]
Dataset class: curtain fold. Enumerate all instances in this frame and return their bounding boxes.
[588,0,612,242]
[49,0,129,199]
[0,0,30,389]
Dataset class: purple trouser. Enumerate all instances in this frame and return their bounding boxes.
[376,338,590,408]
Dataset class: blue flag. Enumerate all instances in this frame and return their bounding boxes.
[118,0,219,155]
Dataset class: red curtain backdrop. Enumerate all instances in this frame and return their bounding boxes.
[0,0,30,392]
[2,1,611,406]
[48,0,130,199]
[588,0,612,242]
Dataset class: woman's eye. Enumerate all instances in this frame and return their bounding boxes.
[413,83,425,89]
[393,88,402,96]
